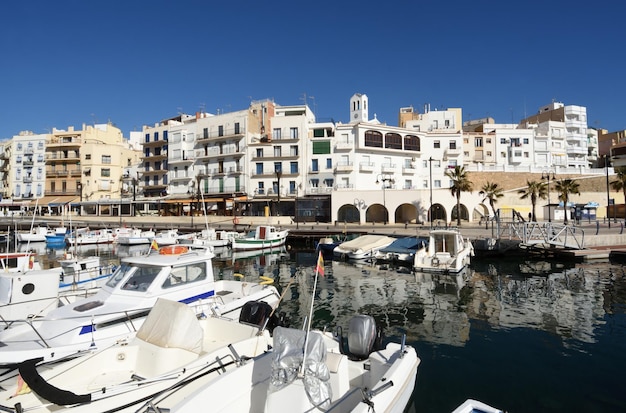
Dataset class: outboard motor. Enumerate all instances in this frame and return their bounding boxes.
[238,301,286,334]
[337,315,384,361]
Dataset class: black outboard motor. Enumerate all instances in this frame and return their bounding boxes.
[337,315,384,361]
[238,301,286,334]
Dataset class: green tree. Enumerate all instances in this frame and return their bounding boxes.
[517,180,547,222]
[555,178,580,225]
[444,165,473,226]
[479,181,504,218]
[610,166,626,222]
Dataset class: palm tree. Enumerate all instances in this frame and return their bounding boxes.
[445,165,473,226]
[517,180,547,222]
[555,179,580,225]
[479,181,504,218]
[610,166,626,222]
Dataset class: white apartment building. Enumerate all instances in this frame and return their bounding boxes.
[10,132,47,201]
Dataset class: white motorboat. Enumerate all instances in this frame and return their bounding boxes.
[16,226,49,243]
[115,227,156,245]
[0,298,276,413]
[65,228,115,245]
[153,228,181,246]
[0,255,115,321]
[452,399,503,413]
[231,225,289,251]
[333,234,396,260]
[413,228,474,273]
[180,228,241,248]
[0,244,281,366]
[375,236,429,264]
[144,315,420,413]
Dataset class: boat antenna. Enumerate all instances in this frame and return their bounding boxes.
[300,250,324,375]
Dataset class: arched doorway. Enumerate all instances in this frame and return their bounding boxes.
[337,204,360,223]
[451,204,470,223]
[366,203,387,223]
[428,203,447,225]
[395,203,418,224]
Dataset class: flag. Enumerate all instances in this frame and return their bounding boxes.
[150,239,159,251]
[315,251,324,277]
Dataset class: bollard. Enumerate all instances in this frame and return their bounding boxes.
[596,221,600,235]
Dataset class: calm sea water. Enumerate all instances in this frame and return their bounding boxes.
[26,242,626,412]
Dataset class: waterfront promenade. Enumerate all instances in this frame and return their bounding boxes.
[6,213,626,256]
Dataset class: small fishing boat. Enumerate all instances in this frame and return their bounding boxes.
[44,226,68,244]
[115,227,156,245]
[153,228,181,246]
[375,236,429,264]
[65,228,115,245]
[413,228,474,273]
[180,228,242,248]
[16,226,49,243]
[231,225,289,251]
[0,244,281,367]
[145,315,420,413]
[0,255,115,321]
[333,234,396,260]
[0,298,277,413]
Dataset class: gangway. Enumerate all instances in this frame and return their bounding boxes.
[495,221,585,250]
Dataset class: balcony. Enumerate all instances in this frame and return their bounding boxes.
[334,141,353,151]
[196,127,246,143]
[308,167,320,174]
[381,163,396,174]
[359,162,375,172]
[402,165,416,174]
[334,162,354,173]
[195,147,243,160]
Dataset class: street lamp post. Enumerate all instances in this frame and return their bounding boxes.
[77,182,82,216]
[428,157,434,228]
[605,154,612,228]
[295,184,299,229]
[542,168,556,223]
[375,174,394,225]
[275,169,282,216]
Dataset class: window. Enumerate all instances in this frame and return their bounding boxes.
[154,132,159,141]
[234,122,240,134]
[364,131,383,148]
[404,135,420,151]
[273,146,282,157]
[163,131,168,140]
[310,179,319,187]
[434,140,440,149]
[86,154,91,160]
[311,159,319,172]
[445,119,450,127]
[404,180,412,189]
[256,163,263,174]
[324,178,334,187]
[501,152,507,158]
[257,182,265,195]
[16,143,22,151]
[274,162,282,173]
[218,125,224,137]
[273,128,281,140]
[523,138,529,144]
[449,141,457,150]
[475,137,483,147]
[384,133,402,149]
[102,155,111,164]
[120,265,161,292]
[290,145,298,156]
[486,138,492,144]
[290,127,298,139]
[101,168,111,177]
[290,162,298,174]
[434,180,441,188]
[203,128,208,139]
[500,138,507,144]
[162,263,207,288]
[423,180,428,188]
[312,141,331,154]
[313,129,325,138]
[326,158,332,169]
[256,148,263,158]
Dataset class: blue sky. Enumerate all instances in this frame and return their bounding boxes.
[1,1,625,139]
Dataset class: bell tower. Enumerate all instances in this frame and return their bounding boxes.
[349,93,368,123]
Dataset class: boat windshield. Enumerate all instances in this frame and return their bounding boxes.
[105,263,136,288]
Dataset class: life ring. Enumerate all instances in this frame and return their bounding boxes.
[159,245,189,255]
[233,216,240,225]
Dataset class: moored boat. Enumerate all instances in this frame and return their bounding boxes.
[65,228,115,245]
[413,228,474,273]
[375,236,429,264]
[231,225,288,251]
[146,315,420,413]
[0,298,277,413]
[0,244,281,367]
[333,234,396,260]
[115,227,156,245]
[452,399,503,413]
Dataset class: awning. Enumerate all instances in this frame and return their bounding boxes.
[163,198,224,204]
[37,195,78,206]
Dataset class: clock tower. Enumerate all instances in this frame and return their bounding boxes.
[350,93,368,123]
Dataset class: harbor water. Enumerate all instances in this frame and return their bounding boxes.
[19,241,626,412]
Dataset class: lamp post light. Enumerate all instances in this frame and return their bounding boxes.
[76,182,82,216]
[375,174,394,225]
[541,168,556,223]
[275,169,282,216]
